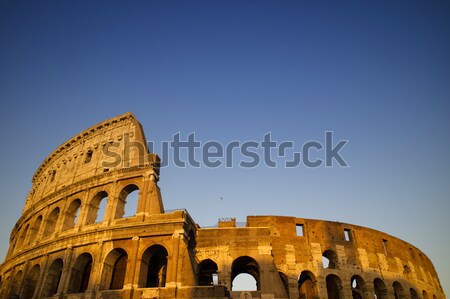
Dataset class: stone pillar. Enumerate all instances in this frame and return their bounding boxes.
[167,230,183,287]
[127,236,141,289]
[91,241,105,292]
[34,254,50,298]
[59,247,74,294]
[140,171,164,220]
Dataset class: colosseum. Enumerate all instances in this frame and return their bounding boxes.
[0,112,445,299]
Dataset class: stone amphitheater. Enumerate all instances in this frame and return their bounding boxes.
[0,113,445,299]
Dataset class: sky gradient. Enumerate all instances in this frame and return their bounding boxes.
[0,0,449,295]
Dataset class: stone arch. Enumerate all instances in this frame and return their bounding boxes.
[326,274,343,299]
[42,258,63,297]
[8,270,23,298]
[298,271,317,299]
[322,250,338,269]
[231,256,260,291]
[117,184,140,218]
[374,278,388,299]
[197,259,218,286]
[68,253,93,294]
[422,290,429,299]
[27,215,42,245]
[62,198,82,230]
[139,244,168,288]
[351,275,366,299]
[100,248,128,290]
[393,281,405,299]
[15,224,29,252]
[43,207,60,237]
[22,264,40,299]
[410,288,419,299]
[86,191,108,224]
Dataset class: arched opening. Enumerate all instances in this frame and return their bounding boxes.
[63,199,81,230]
[139,245,168,288]
[393,281,404,299]
[86,191,108,224]
[16,224,29,252]
[326,274,343,299]
[22,265,40,299]
[42,259,63,297]
[118,184,140,218]
[8,270,23,298]
[231,256,260,291]
[28,215,42,245]
[374,278,388,299]
[410,288,419,299]
[101,248,128,290]
[43,207,60,237]
[422,290,429,299]
[351,275,365,299]
[197,259,218,286]
[298,271,317,299]
[322,250,338,269]
[68,253,93,294]
[278,271,289,298]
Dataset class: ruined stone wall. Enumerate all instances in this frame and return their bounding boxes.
[0,113,445,299]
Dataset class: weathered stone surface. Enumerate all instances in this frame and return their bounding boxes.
[0,113,445,299]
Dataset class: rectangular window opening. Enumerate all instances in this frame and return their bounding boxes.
[296,224,304,237]
[344,229,351,241]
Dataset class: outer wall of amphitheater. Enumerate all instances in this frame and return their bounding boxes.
[0,113,446,299]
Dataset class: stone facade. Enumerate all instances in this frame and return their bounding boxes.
[0,113,445,299]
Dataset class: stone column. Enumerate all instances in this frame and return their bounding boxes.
[58,247,74,294]
[127,235,141,289]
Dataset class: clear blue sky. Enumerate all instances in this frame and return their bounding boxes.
[0,0,449,295]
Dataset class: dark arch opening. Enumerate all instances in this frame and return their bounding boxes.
[322,250,338,269]
[298,271,317,299]
[326,274,343,299]
[44,207,60,236]
[68,253,93,294]
[8,270,23,298]
[374,278,388,299]
[351,275,365,299]
[28,215,42,245]
[422,290,429,299]
[16,224,29,252]
[139,245,168,288]
[22,265,40,299]
[63,199,82,230]
[410,288,419,299]
[101,248,128,290]
[231,256,260,291]
[42,259,63,297]
[198,259,218,286]
[393,281,404,299]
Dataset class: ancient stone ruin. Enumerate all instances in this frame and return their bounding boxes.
[0,113,445,299]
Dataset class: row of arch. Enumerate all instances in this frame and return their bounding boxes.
[298,271,437,299]
[3,244,169,299]
[11,184,140,256]
[197,257,439,299]
[0,252,441,299]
